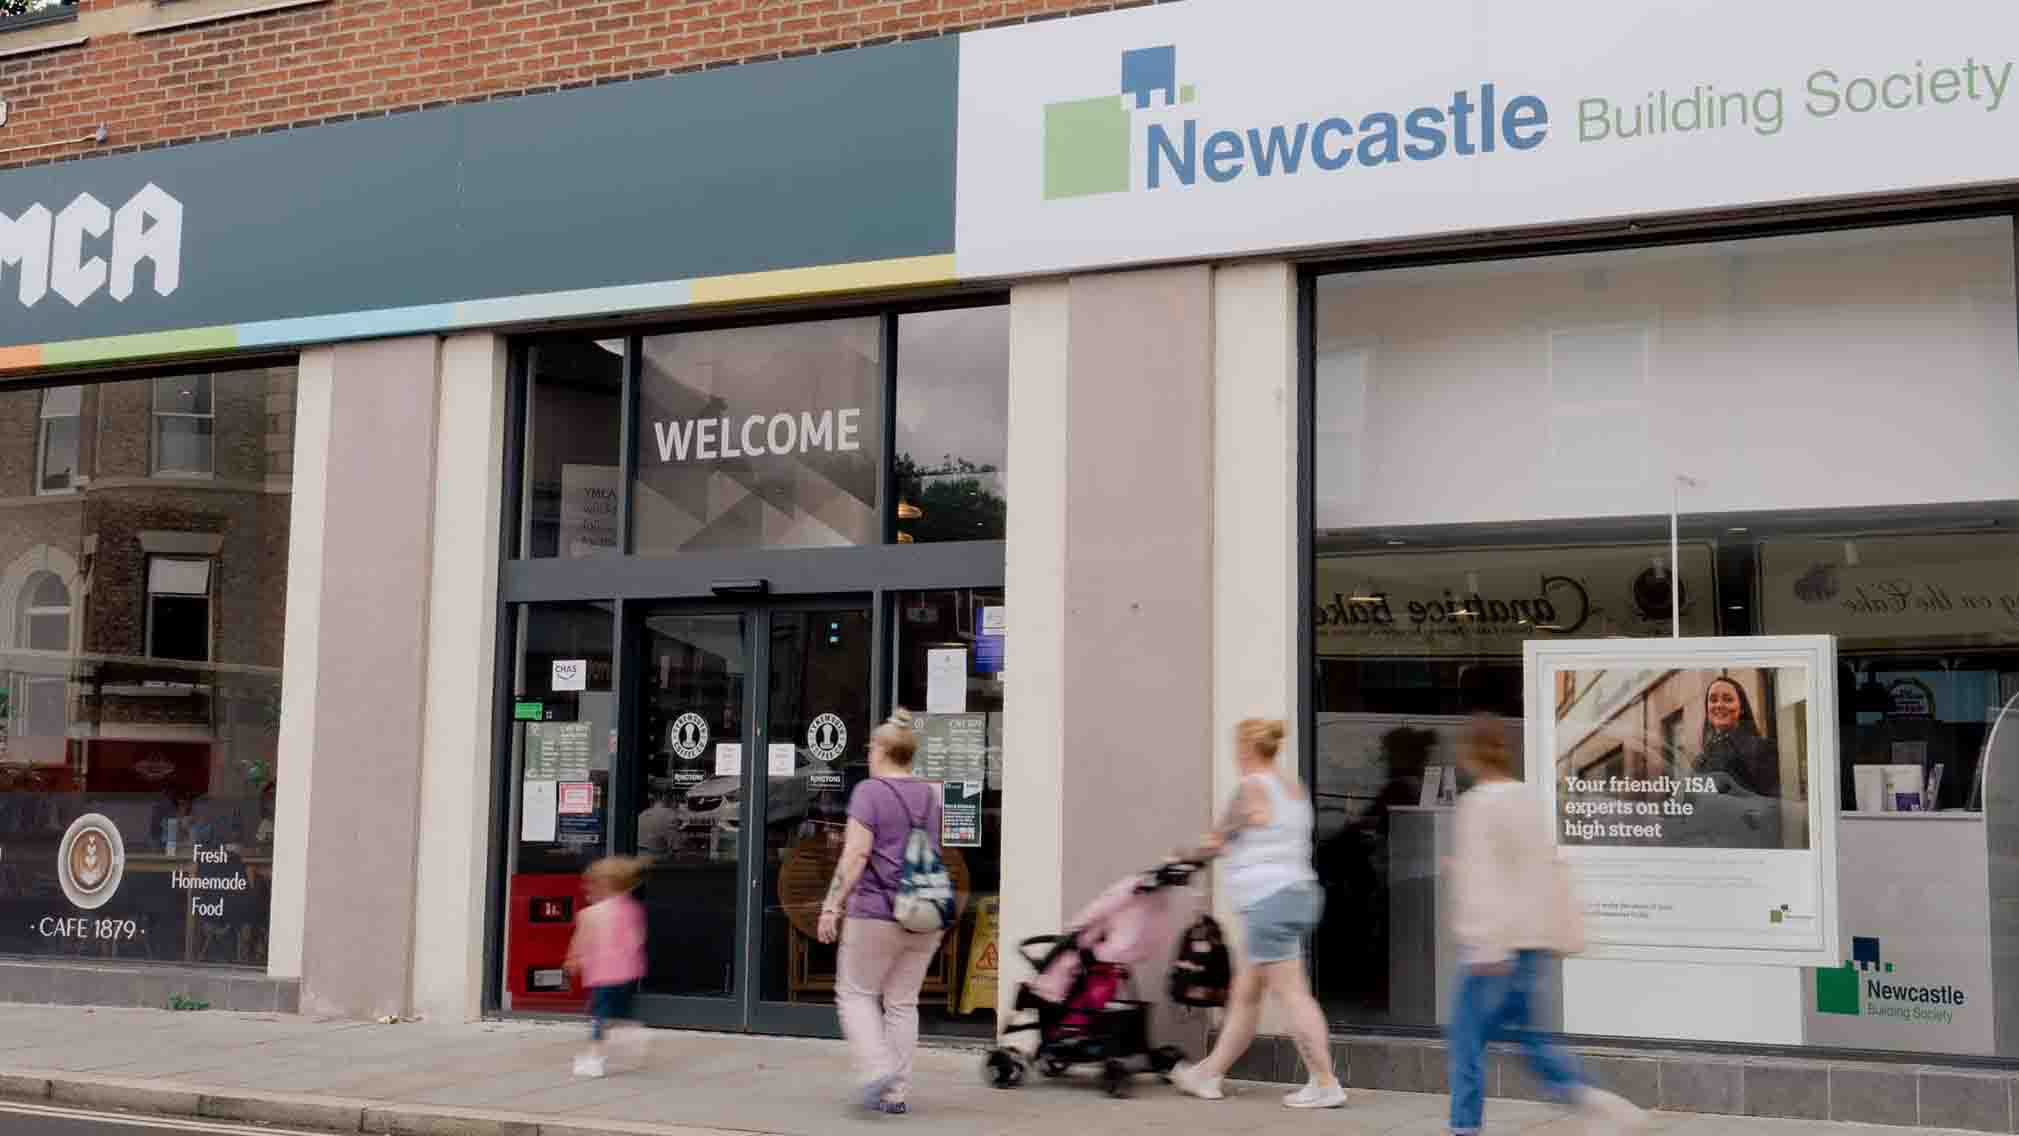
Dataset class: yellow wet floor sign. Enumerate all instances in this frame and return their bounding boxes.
[958,896,1000,1015]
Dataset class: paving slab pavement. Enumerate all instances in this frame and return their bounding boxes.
[0,1005,1989,1136]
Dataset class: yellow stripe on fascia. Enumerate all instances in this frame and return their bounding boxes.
[688,254,957,305]
[40,325,238,367]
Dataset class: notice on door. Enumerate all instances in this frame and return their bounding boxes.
[558,782,595,815]
[921,714,987,847]
[927,649,968,713]
[942,780,983,847]
[920,713,987,782]
[526,722,593,782]
[715,743,743,778]
[521,780,559,842]
[768,743,797,778]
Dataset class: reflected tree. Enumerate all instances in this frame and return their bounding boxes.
[893,453,1006,543]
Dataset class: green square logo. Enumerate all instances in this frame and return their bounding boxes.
[1043,96,1130,201]
[1816,964,1861,1016]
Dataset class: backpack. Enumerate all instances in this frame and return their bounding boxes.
[873,779,954,934]
[1168,914,1232,1007]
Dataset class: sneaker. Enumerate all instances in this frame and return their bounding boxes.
[1283,1081,1348,1109]
[1577,1087,1648,1134]
[572,1054,606,1078]
[1169,1061,1225,1101]
[877,1101,909,1116]
[859,1072,898,1111]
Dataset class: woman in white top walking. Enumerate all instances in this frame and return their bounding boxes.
[1170,718,1346,1110]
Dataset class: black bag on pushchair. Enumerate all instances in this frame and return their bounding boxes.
[1167,913,1231,1007]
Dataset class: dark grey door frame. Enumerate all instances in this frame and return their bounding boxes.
[618,594,883,1038]
[486,307,1007,1023]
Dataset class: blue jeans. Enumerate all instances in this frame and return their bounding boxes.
[1447,950,1583,1134]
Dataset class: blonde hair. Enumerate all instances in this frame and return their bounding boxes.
[873,707,919,767]
[585,855,649,893]
[1236,717,1287,760]
[1461,713,1517,778]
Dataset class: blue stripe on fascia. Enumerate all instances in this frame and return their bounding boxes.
[236,303,464,347]
[453,280,693,325]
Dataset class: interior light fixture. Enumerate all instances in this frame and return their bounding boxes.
[897,501,922,520]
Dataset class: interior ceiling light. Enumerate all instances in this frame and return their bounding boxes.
[897,501,922,520]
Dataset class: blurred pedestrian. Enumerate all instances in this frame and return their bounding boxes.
[1171,717,1347,1110]
[818,708,943,1116]
[1446,714,1644,1135]
[565,855,650,1078]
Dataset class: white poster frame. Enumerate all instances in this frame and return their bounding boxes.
[1524,634,1840,967]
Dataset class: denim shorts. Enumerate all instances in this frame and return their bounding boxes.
[588,982,636,1040]
[1242,881,1321,964]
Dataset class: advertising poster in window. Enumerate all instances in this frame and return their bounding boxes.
[1525,636,1840,966]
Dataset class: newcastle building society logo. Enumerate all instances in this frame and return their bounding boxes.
[1044,45,1195,200]
[1041,45,1550,202]
[1817,936,1968,1022]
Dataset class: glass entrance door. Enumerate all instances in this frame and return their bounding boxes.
[628,599,871,1034]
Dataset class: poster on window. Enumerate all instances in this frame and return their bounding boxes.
[1525,635,1840,966]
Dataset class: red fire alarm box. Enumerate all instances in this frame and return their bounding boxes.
[506,872,588,1012]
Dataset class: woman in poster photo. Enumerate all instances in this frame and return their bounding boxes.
[1697,676,1779,799]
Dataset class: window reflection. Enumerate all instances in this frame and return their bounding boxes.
[894,308,1009,544]
[0,364,293,969]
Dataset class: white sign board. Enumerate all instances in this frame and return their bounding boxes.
[768,743,797,778]
[714,743,743,778]
[520,780,558,843]
[551,659,587,692]
[1526,635,1840,966]
[1802,815,1994,1054]
[927,648,968,714]
[957,0,2019,278]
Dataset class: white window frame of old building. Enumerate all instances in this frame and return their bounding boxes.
[144,555,213,663]
[35,385,82,495]
[151,374,215,478]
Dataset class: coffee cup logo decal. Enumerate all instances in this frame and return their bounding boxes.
[59,813,126,910]
[808,714,847,763]
[670,713,710,762]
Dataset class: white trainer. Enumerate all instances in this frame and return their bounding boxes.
[1170,1061,1225,1101]
[1577,1087,1648,1134]
[1283,1081,1349,1109]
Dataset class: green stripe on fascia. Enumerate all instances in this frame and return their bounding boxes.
[41,325,240,366]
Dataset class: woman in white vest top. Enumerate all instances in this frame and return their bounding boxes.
[1170,718,1346,1110]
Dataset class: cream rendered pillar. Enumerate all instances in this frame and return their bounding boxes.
[409,334,510,1022]
[1209,261,1302,1036]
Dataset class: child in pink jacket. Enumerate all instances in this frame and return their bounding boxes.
[564,856,649,1078]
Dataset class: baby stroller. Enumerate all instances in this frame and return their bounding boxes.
[983,860,1218,1097]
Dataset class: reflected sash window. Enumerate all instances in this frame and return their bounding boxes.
[37,386,81,494]
[153,374,214,477]
[146,556,212,662]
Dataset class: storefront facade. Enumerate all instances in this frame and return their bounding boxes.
[2,0,2018,1124]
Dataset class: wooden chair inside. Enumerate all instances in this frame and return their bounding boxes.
[778,837,970,1004]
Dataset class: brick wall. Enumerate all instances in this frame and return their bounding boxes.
[0,0,1178,171]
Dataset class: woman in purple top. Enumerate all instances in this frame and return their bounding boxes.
[817,708,942,1116]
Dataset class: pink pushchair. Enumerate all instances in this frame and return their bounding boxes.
[983,860,1208,1097]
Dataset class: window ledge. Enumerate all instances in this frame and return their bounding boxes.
[134,0,325,36]
[0,30,84,60]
